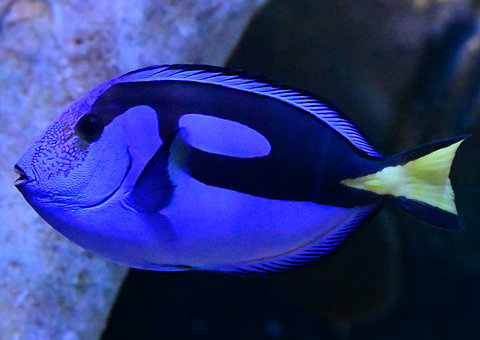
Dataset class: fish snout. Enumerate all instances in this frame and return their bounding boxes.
[14,164,32,189]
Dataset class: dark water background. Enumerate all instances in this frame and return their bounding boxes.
[102,1,480,339]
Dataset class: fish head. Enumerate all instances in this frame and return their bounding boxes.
[14,82,132,215]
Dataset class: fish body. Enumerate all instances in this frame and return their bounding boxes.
[14,65,465,274]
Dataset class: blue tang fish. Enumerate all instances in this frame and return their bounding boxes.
[14,64,466,274]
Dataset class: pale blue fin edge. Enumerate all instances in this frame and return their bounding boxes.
[210,204,383,275]
[117,64,383,159]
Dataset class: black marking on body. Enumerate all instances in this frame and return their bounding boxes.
[89,77,380,206]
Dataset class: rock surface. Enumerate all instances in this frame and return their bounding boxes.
[0,0,266,339]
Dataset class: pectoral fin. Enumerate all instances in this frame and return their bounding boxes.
[129,130,179,213]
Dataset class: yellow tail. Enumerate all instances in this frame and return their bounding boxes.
[341,137,467,229]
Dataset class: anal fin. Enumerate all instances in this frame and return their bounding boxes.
[212,204,383,276]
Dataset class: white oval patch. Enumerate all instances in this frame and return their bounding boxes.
[178,114,271,158]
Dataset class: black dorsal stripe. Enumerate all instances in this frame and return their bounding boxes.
[88,75,377,205]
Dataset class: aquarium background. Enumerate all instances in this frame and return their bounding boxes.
[1,0,479,339]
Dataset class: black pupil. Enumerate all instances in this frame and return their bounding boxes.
[82,116,99,136]
[77,114,103,141]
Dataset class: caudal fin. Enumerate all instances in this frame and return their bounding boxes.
[341,136,468,230]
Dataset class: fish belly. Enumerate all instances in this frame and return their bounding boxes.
[160,170,361,269]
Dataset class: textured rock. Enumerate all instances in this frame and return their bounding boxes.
[0,0,266,339]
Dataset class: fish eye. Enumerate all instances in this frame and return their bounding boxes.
[75,114,104,142]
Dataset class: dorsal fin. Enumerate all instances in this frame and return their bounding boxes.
[117,64,383,159]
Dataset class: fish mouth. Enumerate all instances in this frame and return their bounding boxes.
[13,164,31,189]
